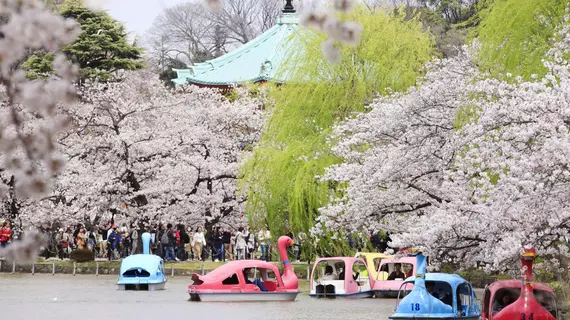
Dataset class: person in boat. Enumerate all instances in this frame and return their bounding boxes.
[242,268,268,291]
[321,265,338,280]
[387,263,406,280]
[338,267,359,281]
[404,264,413,278]
[440,286,453,306]
[492,295,513,315]
[426,281,439,299]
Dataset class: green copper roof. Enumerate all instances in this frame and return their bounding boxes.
[172,13,300,87]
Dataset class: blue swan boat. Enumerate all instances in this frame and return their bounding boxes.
[117,232,167,290]
[390,252,480,319]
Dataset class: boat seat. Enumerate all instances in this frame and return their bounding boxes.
[262,281,277,292]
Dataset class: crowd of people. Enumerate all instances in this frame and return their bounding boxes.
[11,221,304,263]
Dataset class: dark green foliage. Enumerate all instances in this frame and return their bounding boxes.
[23,4,144,81]
[21,52,55,80]
[70,248,94,262]
[418,0,480,24]
[158,57,187,88]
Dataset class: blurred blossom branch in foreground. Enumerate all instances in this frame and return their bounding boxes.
[203,0,222,12]
[0,231,47,264]
[300,0,362,63]
[0,0,81,262]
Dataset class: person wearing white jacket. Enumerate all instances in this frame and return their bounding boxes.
[191,226,206,261]
[257,226,271,261]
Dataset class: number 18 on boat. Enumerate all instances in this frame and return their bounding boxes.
[390,251,480,320]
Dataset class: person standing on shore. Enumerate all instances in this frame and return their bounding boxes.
[234,227,247,260]
[131,226,139,255]
[244,226,255,259]
[86,227,98,257]
[62,228,72,258]
[211,227,224,262]
[150,225,158,254]
[76,227,87,250]
[162,223,177,262]
[226,228,235,261]
[98,222,111,258]
[107,226,121,260]
[192,226,206,261]
[55,228,65,260]
[1,221,12,247]
[257,226,271,261]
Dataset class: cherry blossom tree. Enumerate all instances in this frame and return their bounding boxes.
[17,70,264,233]
[317,19,570,270]
[0,0,83,262]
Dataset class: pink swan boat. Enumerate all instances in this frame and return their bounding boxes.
[371,256,416,298]
[483,248,558,320]
[188,236,299,302]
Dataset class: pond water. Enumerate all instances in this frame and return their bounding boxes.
[0,274,397,320]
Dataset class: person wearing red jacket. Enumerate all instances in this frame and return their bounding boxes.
[0,221,12,247]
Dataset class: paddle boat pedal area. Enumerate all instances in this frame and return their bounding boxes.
[117,232,167,291]
[310,257,374,299]
[482,248,558,320]
[188,236,299,302]
[390,253,480,320]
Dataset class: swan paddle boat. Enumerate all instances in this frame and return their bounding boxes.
[354,252,394,280]
[372,255,416,298]
[390,252,481,319]
[482,248,558,320]
[117,232,167,290]
[310,257,374,298]
[188,236,299,302]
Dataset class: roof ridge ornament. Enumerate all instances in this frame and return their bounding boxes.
[282,0,295,13]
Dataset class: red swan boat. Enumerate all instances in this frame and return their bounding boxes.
[482,248,558,320]
[188,236,299,302]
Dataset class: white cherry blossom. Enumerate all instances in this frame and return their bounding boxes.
[317,17,570,270]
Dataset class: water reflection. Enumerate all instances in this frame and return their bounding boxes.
[1,275,396,320]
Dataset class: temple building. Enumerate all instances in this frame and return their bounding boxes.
[171,1,300,88]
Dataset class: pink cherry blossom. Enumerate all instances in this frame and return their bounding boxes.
[316,16,570,270]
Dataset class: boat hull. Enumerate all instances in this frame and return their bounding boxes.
[117,282,166,291]
[373,290,400,298]
[390,317,480,320]
[310,291,374,299]
[188,291,299,302]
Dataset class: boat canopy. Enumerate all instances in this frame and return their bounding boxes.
[403,273,471,290]
[314,257,364,264]
[196,260,281,283]
[486,280,554,293]
[119,254,163,275]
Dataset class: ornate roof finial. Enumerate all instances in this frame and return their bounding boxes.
[282,0,295,13]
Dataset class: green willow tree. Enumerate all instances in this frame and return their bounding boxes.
[474,0,568,80]
[240,7,436,258]
[158,57,187,88]
[24,2,144,81]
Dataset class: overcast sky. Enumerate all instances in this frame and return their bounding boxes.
[104,0,188,38]
[103,0,305,39]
